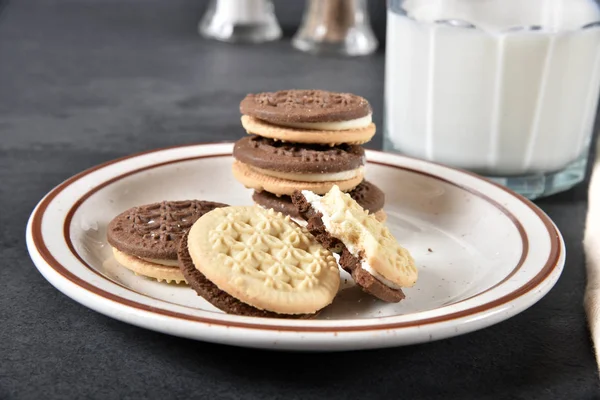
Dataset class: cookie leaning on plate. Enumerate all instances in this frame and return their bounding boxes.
[291,185,417,303]
[239,89,376,145]
[107,200,228,284]
[178,205,340,318]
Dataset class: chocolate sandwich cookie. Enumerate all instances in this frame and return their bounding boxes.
[178,205,340,317]
[239,89,376,145]
[107,199,228,284]
[291,186,418,303]
[252,180,386,222]
[234,135,366,175]
[232,135,366,196]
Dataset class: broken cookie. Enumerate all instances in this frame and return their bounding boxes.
[291,185,417,303]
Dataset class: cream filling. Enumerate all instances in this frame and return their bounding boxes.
[274,114,372,131]
[302,190,403,291]
[140,257,180,267]
[360,260,403,291]
[251,165,363,182]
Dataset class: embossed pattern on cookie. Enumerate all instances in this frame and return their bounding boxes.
[185,206,340,315]
[107,200,228,284]
[240,89,372,124]
[108,200,229,260]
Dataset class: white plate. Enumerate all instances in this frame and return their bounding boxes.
[26,142,565,351]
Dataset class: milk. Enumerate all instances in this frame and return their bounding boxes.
[384,0,600,176]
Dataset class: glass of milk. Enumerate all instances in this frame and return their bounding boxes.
[384,0,600,199]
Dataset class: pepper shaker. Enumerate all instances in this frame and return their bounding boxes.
[198,0,282,43]
[292,0,378,56]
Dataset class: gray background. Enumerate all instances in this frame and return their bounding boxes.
[1,1,598,399]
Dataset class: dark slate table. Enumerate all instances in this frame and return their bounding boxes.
[1,1,598,399]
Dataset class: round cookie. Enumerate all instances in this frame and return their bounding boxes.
[240,89,372,124]
[232,159,364,196]
[107,199,228,283]
[291,186,417,303]
[180,205,340,316]
[252,180,386,221]
[241,115,376,146]
[233,135,366,174]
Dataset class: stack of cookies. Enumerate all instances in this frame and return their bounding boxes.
[104,90,418,315]
[231,89,388,222]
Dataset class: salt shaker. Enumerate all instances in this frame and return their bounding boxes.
[198,0,282,43]
[292,0,378,56]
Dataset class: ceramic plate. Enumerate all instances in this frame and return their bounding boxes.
[25,142,565,351]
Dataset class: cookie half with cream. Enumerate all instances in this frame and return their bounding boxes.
[177,205,340,317]
[239,89,376,145]
[291,185,417,303]
[107,200,228,284]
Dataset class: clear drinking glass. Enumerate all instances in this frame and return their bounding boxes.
[384,0,600,199]
[199,0,282,43]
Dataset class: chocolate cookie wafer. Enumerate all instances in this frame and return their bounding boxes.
[291,186,417,303]
[239,89,376,145]
[107,199,228,284]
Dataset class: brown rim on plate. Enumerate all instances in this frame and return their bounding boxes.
[29,143,561,333]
